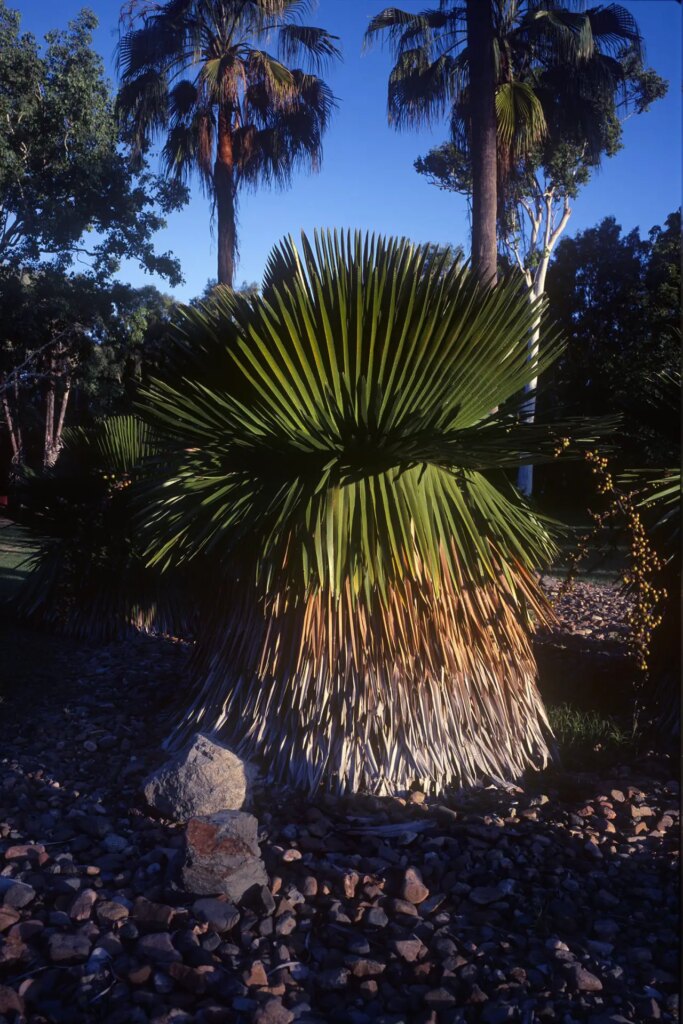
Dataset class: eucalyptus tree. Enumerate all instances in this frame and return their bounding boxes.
[117,0,340,287]
[137,230,610,794]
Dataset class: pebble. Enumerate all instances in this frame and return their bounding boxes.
[0,594,678,1024]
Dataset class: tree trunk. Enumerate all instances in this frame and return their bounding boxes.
[466,0,498,286]
[517,263,549,497]
[1,376,22,467]
[214,108,236,288]
[43,363,55,470]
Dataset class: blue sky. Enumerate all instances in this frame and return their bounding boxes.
[16,0,683,302]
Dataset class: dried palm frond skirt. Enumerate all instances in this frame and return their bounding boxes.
[166,562,554,795]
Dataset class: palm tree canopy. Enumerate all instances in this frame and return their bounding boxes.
[117,0,340,193]
[365,0,643,168]
[139,230,612,600]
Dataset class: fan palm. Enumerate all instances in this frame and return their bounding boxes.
[139,229,610,794]
[117,1,340,287]
[15,415,190,641]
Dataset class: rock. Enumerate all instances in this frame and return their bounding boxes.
[400,866,429,905]
[391,937,423,962]
[193,897,240,933]
[0,879,35,908]
[254,997,294,1024]
[69,888,98,921]
[132,897,175,932]
[424,988,457,1008]
[0,908,20,932]
[143,734,252,820]
[182,811,268,902]
[137,932,182,963]
[569,965,603,992]
[348,958,386,978]
[96,900,129,925]
[47,932,92,964]
[243,961,269,987]
[365,907,389,928]
[0,985,24,1016]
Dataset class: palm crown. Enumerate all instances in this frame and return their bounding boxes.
[139,231,609,793]
[365,0,642,185]
[117,0,340,286]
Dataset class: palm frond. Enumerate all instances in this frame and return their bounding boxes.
[130,231,615,791]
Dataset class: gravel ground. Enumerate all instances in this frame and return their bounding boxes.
[0,581,679,1024]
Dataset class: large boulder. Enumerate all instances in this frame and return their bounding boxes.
[143,734,252,821]
[182,810,268,901]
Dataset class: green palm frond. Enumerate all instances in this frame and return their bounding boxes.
[137,230,609,793]
[15,416,191,642]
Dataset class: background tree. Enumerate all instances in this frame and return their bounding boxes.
[0,1,187,482]
[410,0,666,493]
[0,2,186,280]
[117,0,340,288]
[0,271,175,479]
[540,211,680,471]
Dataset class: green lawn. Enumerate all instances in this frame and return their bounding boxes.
[0,519,39,604]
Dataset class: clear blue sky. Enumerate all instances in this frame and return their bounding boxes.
[16,0,683,303]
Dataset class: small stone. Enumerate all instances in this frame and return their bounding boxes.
[3,844,46,863]
[96,900,129,925]
[301,876,318,897]
[132,897,174,931]
[348,958,386,978]
[569,965,603,992]
[102,833,129,854]
[128,965,153,985]
[0,985,24,1016]
[254,997,294,1024]
[391,937,423,962]
[343,871,360,899]
[0,879,35,909]
[365,907,388,928]
[69,888,98,921]
[424,987,457,1008]
[400,866,430,905]
[137,932,182,963]
[244,961,269,987]
[0,908,20,932]
[385,897,418,917]
[47,932,92,964]
[83,740,98,753]
[193,897,240,933]
[317,967,350,990]
[469,886,506,906]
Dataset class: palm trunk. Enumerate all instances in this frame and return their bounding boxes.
[215,108,236,288]
[466,0,498,286]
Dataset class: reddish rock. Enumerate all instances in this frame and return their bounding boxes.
[0,985,24,1016]
[400,866,430,905]
[182,811,267,902]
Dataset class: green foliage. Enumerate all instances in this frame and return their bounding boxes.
[0,267,176,473]
[541,212,681,467]
[0,1,186,280]
[15,415,190,640]
[135,229,612,792]
[547,702,630,762]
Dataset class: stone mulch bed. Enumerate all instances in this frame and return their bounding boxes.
[0,580,679,1024]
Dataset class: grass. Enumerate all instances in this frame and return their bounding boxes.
[0,519,39,604]
[547,701,635,768]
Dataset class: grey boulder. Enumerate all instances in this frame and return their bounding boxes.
[143,733,252,821]
[182,810,268,902]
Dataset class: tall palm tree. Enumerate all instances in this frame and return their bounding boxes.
[138,229,611,794]
[365,0,642,279]
[117,0,340,287]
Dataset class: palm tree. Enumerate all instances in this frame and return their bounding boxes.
[15,415,191,640]
[117,1,340,287]
[138,229,610,794]
[365,0,642,280]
